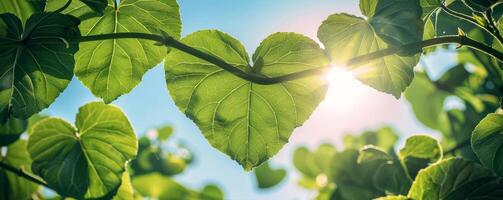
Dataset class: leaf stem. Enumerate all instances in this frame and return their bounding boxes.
[75,33,503,84]
[0,161,48,187]
[484,8,503,47]
[440,3,503,47]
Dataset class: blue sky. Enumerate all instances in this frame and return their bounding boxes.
[44,0,457,199]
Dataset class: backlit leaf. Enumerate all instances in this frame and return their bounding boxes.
[165,30,328,170]
[471,113,503,176]
[28,102,137,199]
[0,13,79,123]
[254,162,286,189]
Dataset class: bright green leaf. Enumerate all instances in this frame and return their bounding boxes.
[0,117,27,146]
[28,102,137,199]
[399,135,442,162]
[0,0,44,24]
[343,127,398,151]
[318,13,419,98]
[375,195,410,200]
[0,13,80,123]
[0,140,39,200]
[357,145,391,164]
[471,113,503,176]
[112,172,134,200]
[47,0,182,103]
[408,158,503,199]
[254,162,286,189]
[132,173,190,200]
[157,125,174,141]
[166,30,328,170]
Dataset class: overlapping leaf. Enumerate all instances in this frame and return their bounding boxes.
[0,13,80,123]
[318,13,419,98]
[165,30,329,170]
[0,0,44,24]
[408,158,503,199]
[0,117,27,146]
[0,140,39,200]
[28,102,137,199]
[46,0,182,103]
[472,113,503,176]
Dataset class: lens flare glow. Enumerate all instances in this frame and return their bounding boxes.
[322,65,366,109]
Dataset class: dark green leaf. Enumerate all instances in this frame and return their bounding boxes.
[471,113,503,176]
[0,117,27,146]
[254,162,286,189]
[0,13,80,123]
[28,102,137,199]
[0,0,44,24]
[80,0,107,14]
[166,30,328,170]
[0,140,39,200]
[408,158,503,199]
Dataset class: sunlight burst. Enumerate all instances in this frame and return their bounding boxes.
[322,64,366,109]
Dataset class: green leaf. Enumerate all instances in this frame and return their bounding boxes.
[408,158,503,199]
[199,184,224,200]
[0,117,27,146]
[28,102,138,199]
[0,13,80,123]
[47,0,182,103]
[399,135,442,178]
[472,113,503,176]
[165,30,328,170]
[357,145,391,164]
[132,173,190,200]
[157,125,174,141]
[375,196,411,200]
[0,0,44,24]
[80,0,108,14]
[112,172,134,200]
[318,13,419,98]
[404,72,449,129]
[420,0,441,19]
[363,0,423,46]
[463,0,500,12]
[399,135,442,163]
[0,140,39,200]
[343,127,398,151]
[254,162,286,189]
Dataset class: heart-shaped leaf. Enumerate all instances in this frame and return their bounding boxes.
[408,158,503,199]
[165,30,328,170]
[472,113,503,176]
[28,102,137,199]
[0,13,80,123]
[318,13,419,98]
[293,144,336,180]
[46,0,182,103]
[399,135,442,178]
[0,140,39,200]
[254,162,286,189]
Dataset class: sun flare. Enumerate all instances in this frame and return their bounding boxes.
[322,64,365,108]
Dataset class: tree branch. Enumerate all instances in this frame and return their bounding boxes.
[75,33,503,85]
[0,161,48,187]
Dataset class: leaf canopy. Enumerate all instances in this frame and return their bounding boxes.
[471,113,503,176]
[0,12,80,123]
[46,0,182,103]
[28,102,137,199]
[165,30,329,170]
[0,117,27,146]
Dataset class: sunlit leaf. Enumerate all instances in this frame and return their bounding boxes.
[343,127,398,151]
[472,112,503,176]
[254,162,286,189]
[199,184,224,200]
[0,13,79,123]
[0,0,44,24]
[132,173,190,200]
[0,140,39,200]
[46,0,182,103]
[318,13,419,98]
[166,30,328,170]
[28,102,137,199]
[399,135,442,178]
[112,172,134,200]
[408,158,503,199]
